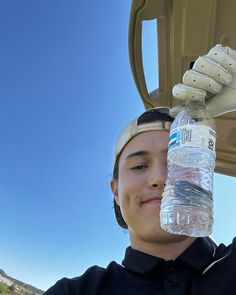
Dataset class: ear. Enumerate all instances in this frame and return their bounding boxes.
[110,179,120,206]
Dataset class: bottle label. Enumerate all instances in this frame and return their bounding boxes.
[169,125,216,151]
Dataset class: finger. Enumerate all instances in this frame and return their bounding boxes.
[205,87,236,117]
[172,83,207,101]
[193,56,233,85]
[169,105,183,118]
[183,69,223,94]
[207,44,236,73]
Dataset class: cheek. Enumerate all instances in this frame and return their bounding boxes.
[117,180,131,207]
[119,171,140,195]
[118,186,140,227]
[118,174,143,211]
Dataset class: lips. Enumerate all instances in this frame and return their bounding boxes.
[141,197,162,205]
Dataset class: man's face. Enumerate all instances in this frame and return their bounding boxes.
[111,130,184,245]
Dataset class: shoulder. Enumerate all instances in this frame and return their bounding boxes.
[209,237,236,269]
[43,262,123,295]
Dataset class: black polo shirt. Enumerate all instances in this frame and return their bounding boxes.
[44,237,236,294]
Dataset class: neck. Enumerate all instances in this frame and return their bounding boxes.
[130,235,196,260]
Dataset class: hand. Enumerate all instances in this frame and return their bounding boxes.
[170,44,236,117]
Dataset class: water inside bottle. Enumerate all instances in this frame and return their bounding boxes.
[161,180,213,237]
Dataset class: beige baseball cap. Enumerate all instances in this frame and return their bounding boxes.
[114,107,174,165]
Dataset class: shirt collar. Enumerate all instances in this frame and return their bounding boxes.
[122,246,166,274]
[122,237,216,275]
[176,237,216,270]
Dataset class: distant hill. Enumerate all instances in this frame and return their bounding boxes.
[0,269,44,295]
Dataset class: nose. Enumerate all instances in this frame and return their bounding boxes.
[148,162,167,191]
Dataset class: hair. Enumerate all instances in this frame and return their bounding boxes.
[112,108,174,229]
[113,155,128,229]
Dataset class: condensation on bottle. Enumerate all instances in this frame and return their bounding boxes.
[160,99,216,237]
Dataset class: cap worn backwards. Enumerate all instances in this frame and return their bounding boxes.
[114,107,174,165]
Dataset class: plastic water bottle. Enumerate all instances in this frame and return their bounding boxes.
[160,99,216,237]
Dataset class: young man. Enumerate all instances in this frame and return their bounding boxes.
[44,44,236,294]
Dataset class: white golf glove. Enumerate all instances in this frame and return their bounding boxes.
[170,44,236,117]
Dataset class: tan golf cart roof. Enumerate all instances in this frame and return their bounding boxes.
[129,0,236,177]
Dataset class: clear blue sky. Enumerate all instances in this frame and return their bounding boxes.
[0,0,235,291]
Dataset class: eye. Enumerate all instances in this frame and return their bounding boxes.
[131,164,148,170]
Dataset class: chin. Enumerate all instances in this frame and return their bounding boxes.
[136,224,188,244]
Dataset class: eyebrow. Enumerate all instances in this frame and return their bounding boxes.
[125,151,150,160]
[125,149,168,161]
